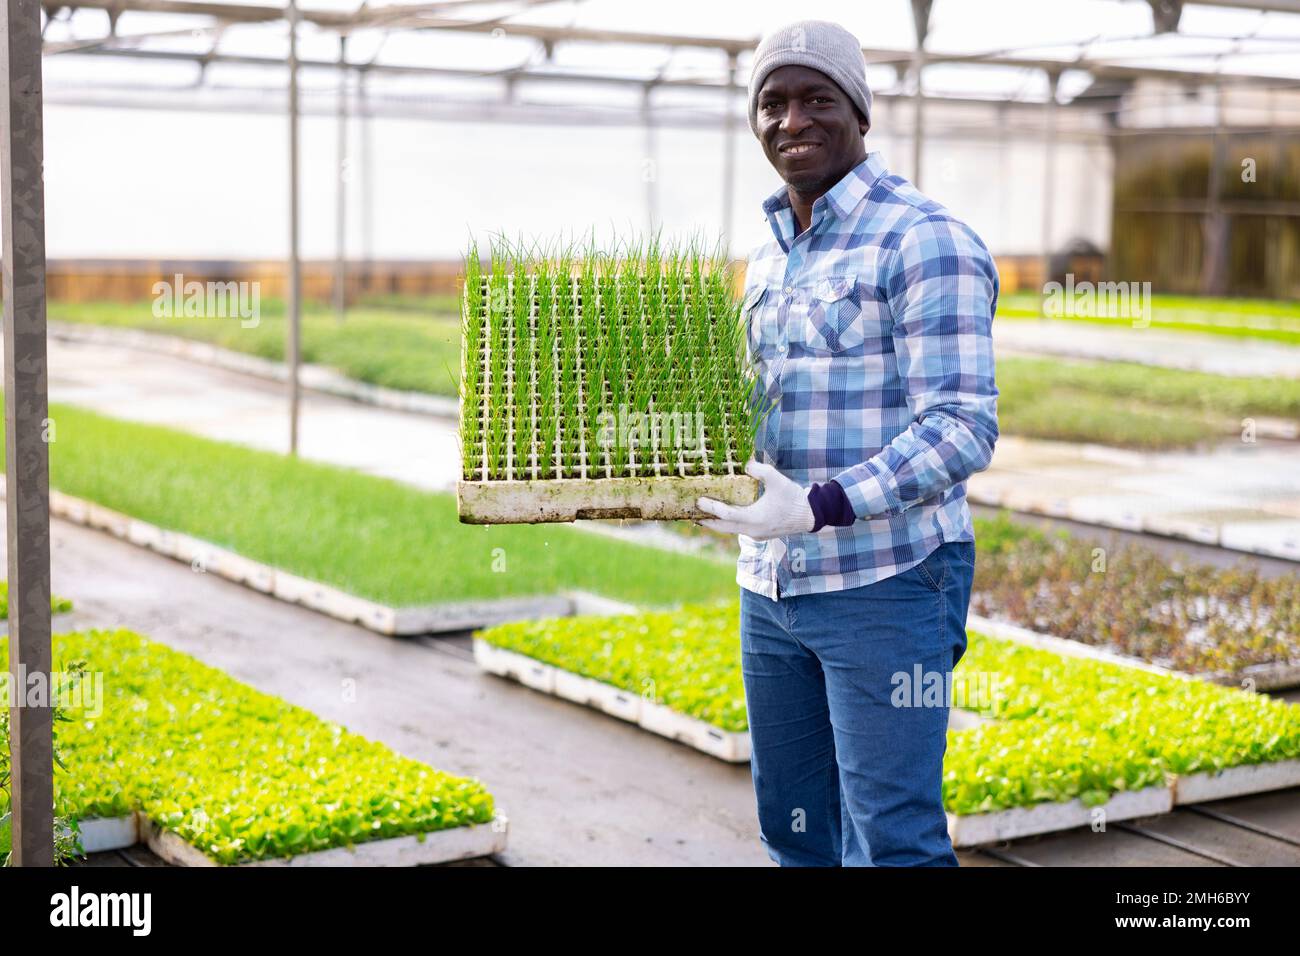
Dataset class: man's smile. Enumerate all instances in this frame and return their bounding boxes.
[779,141,822,157]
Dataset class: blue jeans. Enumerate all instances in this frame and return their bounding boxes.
[739,539,975,867]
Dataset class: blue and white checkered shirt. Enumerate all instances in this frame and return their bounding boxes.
[737,151,999,600]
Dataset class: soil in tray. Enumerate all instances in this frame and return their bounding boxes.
[457,473,760,524]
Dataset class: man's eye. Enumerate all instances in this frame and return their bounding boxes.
[760,102,780,111]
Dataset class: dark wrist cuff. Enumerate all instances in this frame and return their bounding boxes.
[807,479,856,532]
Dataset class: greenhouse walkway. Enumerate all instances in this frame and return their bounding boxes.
[36,334,1300,564]
[994,318,1300,379]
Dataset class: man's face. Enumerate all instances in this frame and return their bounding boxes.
[755,64,868,196]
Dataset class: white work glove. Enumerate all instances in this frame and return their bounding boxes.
[696,459,815,541]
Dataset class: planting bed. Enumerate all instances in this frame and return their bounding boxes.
[995,356,1300,450]
[48,295,466,398]
[36,484,574,635]
[457,240,768,523]
[944,629,1300,845]
[476,602,1300,845]
[474,636,750,761]
[74,811,506,867]
[997,290,1300,346]
[48,320,459,417]
[1,628,505,866]
[971,512,1300,688]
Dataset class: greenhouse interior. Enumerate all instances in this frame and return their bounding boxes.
[2,0,1299,928]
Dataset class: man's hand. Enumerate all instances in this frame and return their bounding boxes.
[696,459,815,540]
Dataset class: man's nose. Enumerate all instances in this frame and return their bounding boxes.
[781,101,812,136]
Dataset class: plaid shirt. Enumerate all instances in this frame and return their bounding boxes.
[737,151,999,600]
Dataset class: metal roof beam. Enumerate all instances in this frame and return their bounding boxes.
[52,45,1133,116]
[41,45,1120,108]
[45,0,1300,87]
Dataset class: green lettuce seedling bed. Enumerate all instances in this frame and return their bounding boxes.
[456,239,768,523]
[1,629,503,866]
[476,601,1300,844]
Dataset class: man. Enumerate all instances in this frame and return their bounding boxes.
[696,19,999,867]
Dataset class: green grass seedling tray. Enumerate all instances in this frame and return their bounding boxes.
[456,239,770,524]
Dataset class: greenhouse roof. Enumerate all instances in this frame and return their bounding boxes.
[39,0,1300,122]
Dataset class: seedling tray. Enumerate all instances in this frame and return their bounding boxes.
[458,473,758,523]
[456,241,769,524]
[473,638,751,761]
[947,784,1174,847]
[73,811,508,866]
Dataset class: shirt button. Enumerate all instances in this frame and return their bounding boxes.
[777,343,787,353]
[784,285,794,295]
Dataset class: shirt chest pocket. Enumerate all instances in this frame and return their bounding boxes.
[803,275,884,355]
[742,284,776,360]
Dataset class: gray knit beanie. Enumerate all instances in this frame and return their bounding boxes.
[747,20,872,138]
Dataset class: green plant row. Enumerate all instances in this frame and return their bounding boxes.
[476,601,1300,816]
[1020,355,1300,419]
[945,631,1300,815]
[49,296,466,397]
[481,601,748,732]
[47,296,1296,451]
[0,629,495,865]
[997,355,1300,451]
[0,395,738,608]
[460,236,772,481]
[997,290,1300,345]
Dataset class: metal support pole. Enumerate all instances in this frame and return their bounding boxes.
[359,67,373,297]
[1202,80,1228,296]
[642,84,658,233]
[1041,70,1060,290]
[910,0,932,189]
[996,100,1009,256]
[286,0,301,455]
[1148,0,1184,33]
[911,49,925,189]
[334,33,347,324]
[720,50,738,259]
[1,0,54,867]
